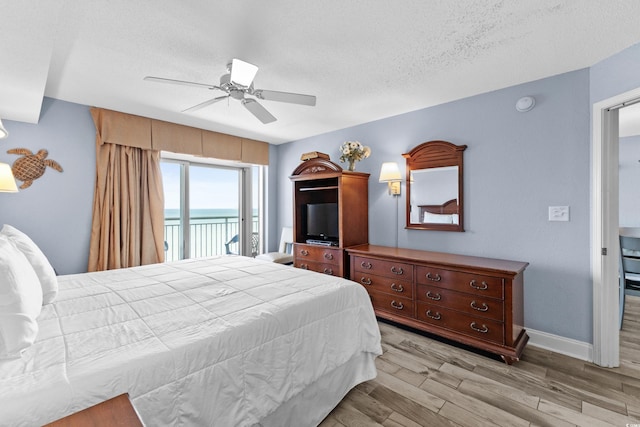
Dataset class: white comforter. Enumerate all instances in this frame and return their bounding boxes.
[0,256,382,426]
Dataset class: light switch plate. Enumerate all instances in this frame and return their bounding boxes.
[549,206,569,222]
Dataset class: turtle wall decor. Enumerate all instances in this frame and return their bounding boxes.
[7,148,63,189]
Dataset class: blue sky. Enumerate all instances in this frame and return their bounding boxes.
[161,162,239,210]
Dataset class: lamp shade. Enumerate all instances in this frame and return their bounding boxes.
[230,58,259,87]
[0,119,8,139]
[0,163,18,192]
[379,162,402,182]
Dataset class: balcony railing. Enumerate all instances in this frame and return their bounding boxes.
[164,215,259,262]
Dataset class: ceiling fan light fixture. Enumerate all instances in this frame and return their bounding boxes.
[230,59,258,87]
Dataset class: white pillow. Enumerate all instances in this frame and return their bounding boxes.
[423,212,454,224]
[0,235,43,359]
[1,225,58,304]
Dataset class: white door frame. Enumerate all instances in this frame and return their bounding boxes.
[592,86,640,367]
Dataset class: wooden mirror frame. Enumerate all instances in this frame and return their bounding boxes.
[402,140,467,231]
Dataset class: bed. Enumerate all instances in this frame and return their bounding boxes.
[0,247,382,426]
[419,198,459,224]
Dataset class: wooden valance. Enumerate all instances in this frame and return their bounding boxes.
[90,107,269,165]
[94,109,152,150]
[202,131,242,160]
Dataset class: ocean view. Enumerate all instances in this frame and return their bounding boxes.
[163,208,259,261]
[165,208,240,222]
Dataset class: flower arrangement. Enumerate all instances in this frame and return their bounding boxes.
[339,141,371,171]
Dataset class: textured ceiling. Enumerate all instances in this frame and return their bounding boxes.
[2,1,640,144]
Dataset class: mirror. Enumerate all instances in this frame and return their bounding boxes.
[403,140,466,231]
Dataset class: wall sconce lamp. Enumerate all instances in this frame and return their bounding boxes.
[0,163,18,192]
[0,119,8,139]
[379,162,402,196]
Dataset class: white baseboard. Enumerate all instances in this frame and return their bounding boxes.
[526,328,593,362]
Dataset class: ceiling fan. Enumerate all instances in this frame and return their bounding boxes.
[144,59,316,124]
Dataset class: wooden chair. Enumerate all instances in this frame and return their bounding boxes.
[619,233,640,328]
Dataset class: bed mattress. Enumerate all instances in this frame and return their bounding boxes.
[0,256,382,426]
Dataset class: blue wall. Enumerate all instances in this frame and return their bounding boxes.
[591,43,640,105]
[275,69,593,342]
[620,135,640,228]
[0,98,95,274]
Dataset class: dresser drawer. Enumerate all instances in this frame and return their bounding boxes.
[416,284,503,322]
[415,266,504,299]
[353,256,413,281]
[295,244,341,265]
[295,260,342,276]
[416,301,504,345]
[369,291,414,319]
[353,272,413,299]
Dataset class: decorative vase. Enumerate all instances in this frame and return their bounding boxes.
[348,159,355,171]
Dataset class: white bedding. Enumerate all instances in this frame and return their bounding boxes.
[0,256,382,426]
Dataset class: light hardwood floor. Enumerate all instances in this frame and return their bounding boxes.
[320,296,640,427]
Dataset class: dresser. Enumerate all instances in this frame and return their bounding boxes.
[347,244,528,364]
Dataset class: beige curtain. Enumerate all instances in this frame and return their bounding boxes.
[88,112,165,272]
[86,106,269,271]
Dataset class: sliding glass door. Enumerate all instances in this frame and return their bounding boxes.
[161,157,260,262]
[189,164,240,258]
[162,161,184,261]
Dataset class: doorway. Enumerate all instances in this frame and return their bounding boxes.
[592,86,640,367]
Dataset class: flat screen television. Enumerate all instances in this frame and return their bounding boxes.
[306,202,339,241]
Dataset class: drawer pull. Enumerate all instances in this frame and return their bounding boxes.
[470,322,489,333]
[390,283,404,293]
[360,277,372,285]
[425,291,441,301]
[390,300,404,310]
[470,300,489,312]
[425,309,441,320]
[361,261,372,269]
[425,272,442,282]
[470,280,488,290]
[324,253,334,260]
[323,268,334,275]
[300,263,309,270]
[391,266,404,275]
[300,249,309,256]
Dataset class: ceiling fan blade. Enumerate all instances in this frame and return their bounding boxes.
[182,96,229,113]
[242,99,276,124]
[254,89,316,106]
[144,76,220,91]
